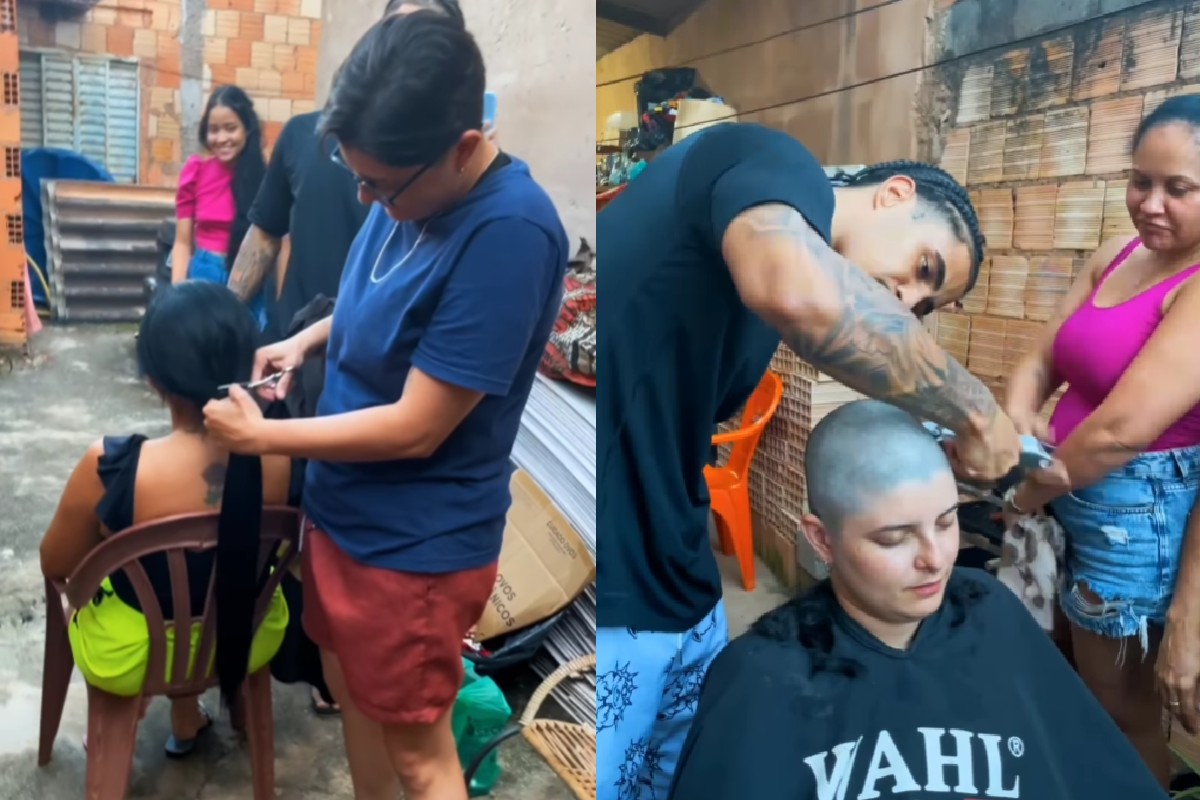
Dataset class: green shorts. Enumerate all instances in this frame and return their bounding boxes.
[68,577,289,697]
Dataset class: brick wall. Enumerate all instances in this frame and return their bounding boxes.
[19,0,323,185]
[927,2,1196,410]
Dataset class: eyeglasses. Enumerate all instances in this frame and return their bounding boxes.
[330,145,433,206]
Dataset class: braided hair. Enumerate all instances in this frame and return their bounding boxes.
[830,161,987,293]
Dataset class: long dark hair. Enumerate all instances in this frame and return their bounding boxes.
[199,86,266,274]
[319,11,485,168]
[137,282,263,710]
[382,0,464,25]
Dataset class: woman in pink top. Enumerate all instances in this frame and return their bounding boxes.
[1004,96,1200,787]
[172,86,268,328]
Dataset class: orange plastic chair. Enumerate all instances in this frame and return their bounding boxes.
[39,507,300,800]
[704,371,784,592]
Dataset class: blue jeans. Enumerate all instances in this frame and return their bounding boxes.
[178,248,268,330]
[1052,445,1200,652]
[596,601,729,800]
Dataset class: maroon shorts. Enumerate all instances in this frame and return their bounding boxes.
[301,521,497,725]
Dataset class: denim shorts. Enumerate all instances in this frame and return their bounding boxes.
[170,248,268,331]
[1051,445,1200,647]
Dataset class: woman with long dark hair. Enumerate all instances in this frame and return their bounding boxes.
[171,86,269,329]
[40,282,293,756]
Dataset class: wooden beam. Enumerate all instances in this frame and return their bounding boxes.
[596,1,670,37]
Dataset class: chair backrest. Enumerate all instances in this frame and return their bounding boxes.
[724,371,784,478]
[596,184,626,212]
[64,507,300,697]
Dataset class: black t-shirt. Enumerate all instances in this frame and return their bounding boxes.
[669,568,1167,800]
[596,123,835,632]
[249,111,370,343]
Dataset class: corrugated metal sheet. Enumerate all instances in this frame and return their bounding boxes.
[19,53,42,148]
[18,50,139,182]
[42,180,174,322]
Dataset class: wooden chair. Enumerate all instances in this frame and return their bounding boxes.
[39,507,301,800]
[464,653,596,799]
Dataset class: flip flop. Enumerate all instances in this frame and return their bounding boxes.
[164,704,214,759]
[310,688,341,717]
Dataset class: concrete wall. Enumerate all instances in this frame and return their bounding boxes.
[596,0,932,165]
[315,0,595,246]
[923,0,1197,408]
[20,0,324,185]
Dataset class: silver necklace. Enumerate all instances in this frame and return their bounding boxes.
[370,220,430,284]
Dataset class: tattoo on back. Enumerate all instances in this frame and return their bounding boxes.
[741,204,999,435]
[203,463,226,507]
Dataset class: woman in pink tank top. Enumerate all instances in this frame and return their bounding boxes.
[1003,96,1200,788]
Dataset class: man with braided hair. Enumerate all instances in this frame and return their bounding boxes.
[596,123,1023,799]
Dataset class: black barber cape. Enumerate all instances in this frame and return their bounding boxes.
[669,568,1166,800]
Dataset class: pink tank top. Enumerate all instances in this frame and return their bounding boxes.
[1050,238,1200,451]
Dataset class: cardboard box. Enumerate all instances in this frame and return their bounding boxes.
[475,470,595,641]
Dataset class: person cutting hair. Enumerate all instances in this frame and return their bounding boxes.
[225,0,479,345]
[203,11,566,800]
[597,122,1024,798]
[223,0,474,722]
[667,400,1165,800]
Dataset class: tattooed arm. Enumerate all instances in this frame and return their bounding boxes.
[722,203,1019,478]
[227,225,283,303]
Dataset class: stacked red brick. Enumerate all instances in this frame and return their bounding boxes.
[18,0,324,186]
[932,5,1199,414]
[0,0,23,348]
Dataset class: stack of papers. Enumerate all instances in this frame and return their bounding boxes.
[512,374,596,724]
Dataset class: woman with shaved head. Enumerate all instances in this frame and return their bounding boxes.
[668,400,1165,800]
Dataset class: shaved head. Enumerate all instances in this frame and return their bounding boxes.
[805,400,952,533]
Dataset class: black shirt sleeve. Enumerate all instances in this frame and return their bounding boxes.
[249,115,303,238]
[669,636,815,800]
[676,123,835,254]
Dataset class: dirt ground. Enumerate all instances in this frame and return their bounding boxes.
[0,325,574,800]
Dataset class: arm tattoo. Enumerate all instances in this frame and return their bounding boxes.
[744,205,1000,436]
[227,226,282,302]
[203,463,226,507]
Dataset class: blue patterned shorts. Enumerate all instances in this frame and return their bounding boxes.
[596,602,729,800]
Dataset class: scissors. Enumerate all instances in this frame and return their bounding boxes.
[217,366,295,394]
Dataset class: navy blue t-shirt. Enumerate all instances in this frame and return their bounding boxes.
[303,156,567,573]
[597,123,835,632]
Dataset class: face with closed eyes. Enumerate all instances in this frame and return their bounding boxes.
[837,176,974,317]
[802,471,961,646]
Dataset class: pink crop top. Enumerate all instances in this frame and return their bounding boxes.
[175,155,236,254]
[1050,237,1200,451]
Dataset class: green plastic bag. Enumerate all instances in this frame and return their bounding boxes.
[453,658,513,797]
